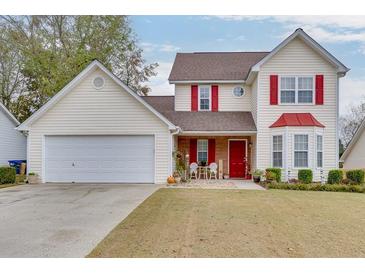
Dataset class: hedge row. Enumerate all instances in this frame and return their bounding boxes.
[266,182,365,193]
[328,169,365,184]
[0,167,16,184]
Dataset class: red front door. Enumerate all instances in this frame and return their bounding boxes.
[229,140,246,178]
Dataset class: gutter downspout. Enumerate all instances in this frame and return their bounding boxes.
[169,127,182,176]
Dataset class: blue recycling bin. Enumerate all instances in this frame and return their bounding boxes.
[8,160,26,174]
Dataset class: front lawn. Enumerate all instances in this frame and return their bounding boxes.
[88,188,365,258]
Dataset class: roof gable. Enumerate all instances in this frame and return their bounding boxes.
[251,28,349,75]
[0,102,20,126]
[17,60,176,131]
[340,118,365,162]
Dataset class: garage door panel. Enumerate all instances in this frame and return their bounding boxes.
[45,135,155,183]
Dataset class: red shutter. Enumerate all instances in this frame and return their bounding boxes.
[270,75,278,105]
[191,85,198,111]
[208,139,216,164]
[211,85,219,112]
[315,75,324,105]
[189,139,197,164]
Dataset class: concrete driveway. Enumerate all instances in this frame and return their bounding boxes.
[0,183,160,257]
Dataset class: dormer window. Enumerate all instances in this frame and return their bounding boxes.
[199,85,211,111]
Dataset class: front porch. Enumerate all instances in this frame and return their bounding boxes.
[176,135,255,180]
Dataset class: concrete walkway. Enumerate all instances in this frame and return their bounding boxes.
[166,179,265,190]
[0,183,159,257]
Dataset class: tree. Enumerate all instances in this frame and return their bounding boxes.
[0,16,157,122]
[339,98,365,148]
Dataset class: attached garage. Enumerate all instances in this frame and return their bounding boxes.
[17,60,176,184]
[45,135,155,183]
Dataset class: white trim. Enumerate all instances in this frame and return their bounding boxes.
[0,102,20,126]
[169,80,245,84]
[227,139,248,178]
[250,28,349,75]
[17,60,176,131]
[278,75,315,105]
[198,85,211,111]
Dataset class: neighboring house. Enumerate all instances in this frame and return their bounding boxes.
[0,102,26,165]
[340,118,365,169]
[17,28,349,184]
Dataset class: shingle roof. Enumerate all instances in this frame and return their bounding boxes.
[168,52,270,81]
[269,113,325,128]
[142,96,256,132]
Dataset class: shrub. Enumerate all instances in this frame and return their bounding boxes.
[341,178,351,185]
[266,182,365,193]
[346,169,365,184]
[266,168,281,183]
[327,169,343,184]
[265,171,276,182]
[0,167,16,184]
[298,169,313,184]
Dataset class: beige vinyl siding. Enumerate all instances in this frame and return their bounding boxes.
[175,84,191,111]
[257,37,338,181]
[28,67,171,184]
[343,129,365,169]
[174,83,251,111]
[0,110,26,165]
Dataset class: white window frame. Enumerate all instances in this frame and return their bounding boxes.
[197,139,208,163]
[316,134,323,169]
[198,85,211,111]
[279,76,315,105]
[272,135,283,168]
[293,134,309,168]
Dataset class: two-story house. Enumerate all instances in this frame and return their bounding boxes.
[18,29,348,184]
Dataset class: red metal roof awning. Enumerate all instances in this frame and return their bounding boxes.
[270,113,325,128]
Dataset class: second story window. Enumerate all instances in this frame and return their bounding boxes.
[199,86,211,111]
[280,76,314,105]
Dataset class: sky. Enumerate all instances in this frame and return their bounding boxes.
[131,15,365,115]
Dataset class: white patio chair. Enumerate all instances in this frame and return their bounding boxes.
[209,162,218,180]
[190,162,198,180]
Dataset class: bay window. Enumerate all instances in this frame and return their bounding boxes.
[272,135,283,168]
[316,135,323,168]
[294,134,309,168]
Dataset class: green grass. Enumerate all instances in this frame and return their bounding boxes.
[88,188,365,258]
[0,183,24,189]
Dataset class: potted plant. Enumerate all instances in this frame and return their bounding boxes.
[173,171,182,184]
[223,173,229,179]
[27,172,40,184]
[252,169,264,183]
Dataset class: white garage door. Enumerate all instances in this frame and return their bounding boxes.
[45,135,155,183]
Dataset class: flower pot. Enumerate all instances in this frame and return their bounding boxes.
[253,175,261,183]
[27,175,40,184]
[223,174,229,179]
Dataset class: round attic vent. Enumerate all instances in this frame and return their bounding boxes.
[93,76,105,89]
